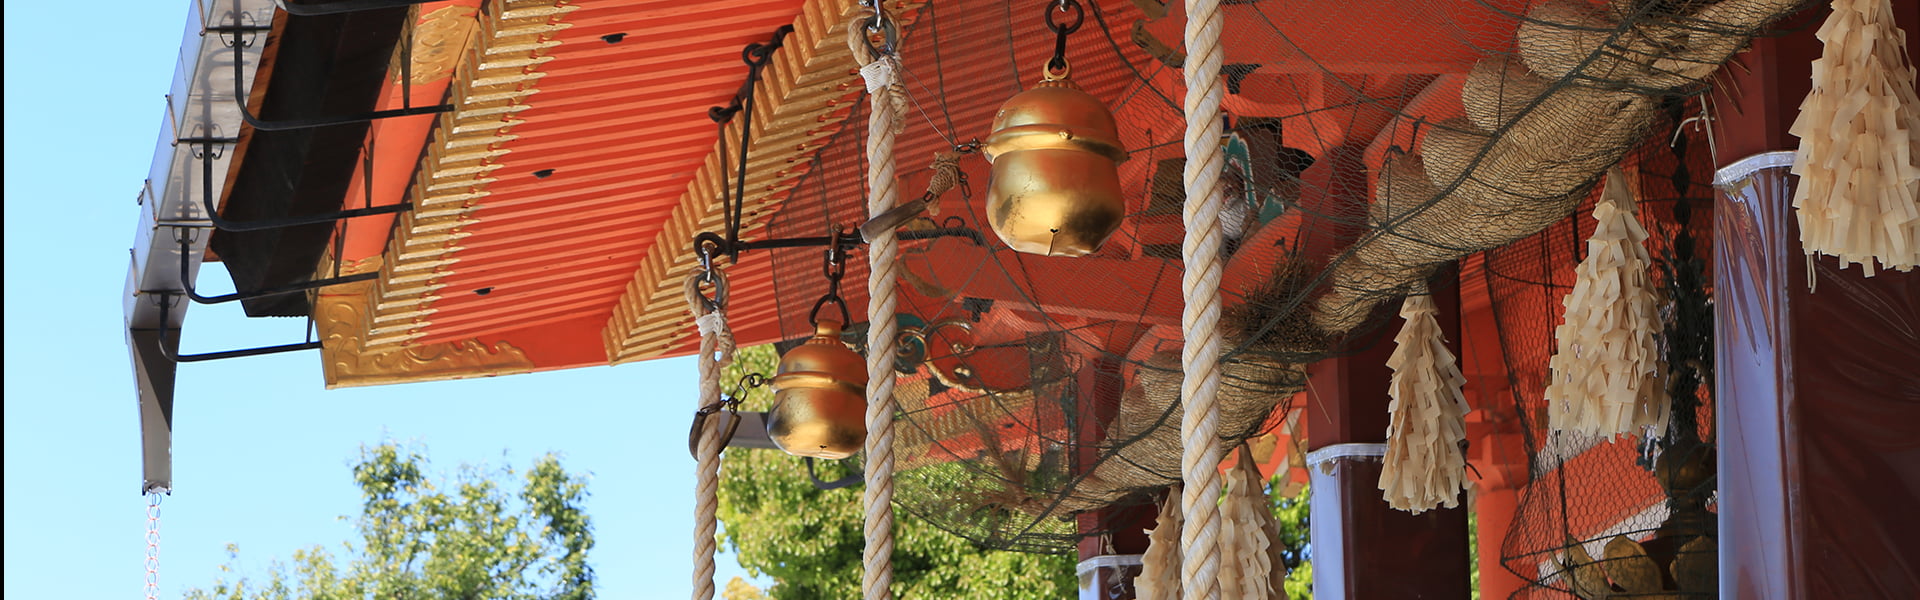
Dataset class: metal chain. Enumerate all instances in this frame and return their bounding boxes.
[809,230,854,326]
[144,493,163,600]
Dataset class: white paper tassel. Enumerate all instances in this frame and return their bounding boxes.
[1790,0,1920,274]
[1220,445,1279,599]
[1379,289,1472,514]
[1546,168,1671,438]
[1135,486,1183,600]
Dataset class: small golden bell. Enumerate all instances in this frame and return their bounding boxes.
[766,319,869,459]
[982,66,1129,256]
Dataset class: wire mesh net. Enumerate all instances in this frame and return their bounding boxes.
[1487,124,1721,597]
[737,0,1795,554]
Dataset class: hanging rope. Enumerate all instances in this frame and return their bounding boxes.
[144,492,163,600]
[685,260,736,600]
[1179,0,1228,595]
[850,5,903,599]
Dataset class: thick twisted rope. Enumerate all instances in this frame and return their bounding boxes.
[850,9,902,600]
[1179,0,1227,596]
[685,274,735,600]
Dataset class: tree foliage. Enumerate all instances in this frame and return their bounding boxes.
[183,443,594,600]
[716,345,1076,600]
[1269,482,1312,599]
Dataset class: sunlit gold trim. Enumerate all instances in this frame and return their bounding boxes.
[602,0,903,364]
[317,257,535,389]
[365,0,577,350]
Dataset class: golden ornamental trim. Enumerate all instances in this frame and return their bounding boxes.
[318,256,535,388]
[603,0,923,364]
[365,0,577,350]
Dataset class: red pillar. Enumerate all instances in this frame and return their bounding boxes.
[1076,356,1154,599]
[1472,485,1525,600]
[1306,268,1471,599]
[1714,5,1920,596]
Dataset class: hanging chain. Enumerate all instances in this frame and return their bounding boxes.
[1043,0,1084,78]
[810,230,854,326]
[144,492,163,600]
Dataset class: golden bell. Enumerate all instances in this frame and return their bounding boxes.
[983,67,1129,256]
[766,319,869,459]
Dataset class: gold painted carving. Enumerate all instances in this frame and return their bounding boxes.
[603,0,929,364]
[365,0,576,349]
[318,256,534,388]
[397,5,481,85]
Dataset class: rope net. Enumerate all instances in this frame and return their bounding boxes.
[1489,125,1722,598]
[734,0,1797,555]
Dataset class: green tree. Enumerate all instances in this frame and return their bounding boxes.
[1269,482,1312,599]
[184,443,594,600]
[722,576,772,600]
[716,345,1075,600]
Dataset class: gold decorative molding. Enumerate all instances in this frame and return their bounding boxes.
[318,256,535,389]
[603,0,915,364]
[364,0,575,350]
[396,5,482,85]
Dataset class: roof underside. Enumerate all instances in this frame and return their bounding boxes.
[215,0,1548,386]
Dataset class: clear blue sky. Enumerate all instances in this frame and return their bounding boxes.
[3,3,765,598]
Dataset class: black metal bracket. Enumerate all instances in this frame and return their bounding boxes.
[274,0,446,17]
[147,293,323,363]
[224,12,453,132]
[191,138,411,232]
[899,224,988,246]
[694,230,865,258]
[806,456,865,490]
[707,25,795,125]
[174,235,377,304]
[691,221,986,263]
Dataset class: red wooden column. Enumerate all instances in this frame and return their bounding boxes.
[1714,6,1920,595]
[1076,356,1155,599]
[1306,268,1471,600]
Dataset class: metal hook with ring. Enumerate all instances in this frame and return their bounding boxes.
[1045,0,1084,35]
[688,394,744,459]
[809,229,854,326]
[689,236,730,312]
[1043,0,1083,79]
[861,9,901,57]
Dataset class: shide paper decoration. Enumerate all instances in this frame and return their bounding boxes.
[1545,168,1670,438]
[1791,0,1920,275]
[1381,289,1471,513]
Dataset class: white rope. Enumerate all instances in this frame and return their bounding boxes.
[850,9,902,600]
[1179,0,1227,596]
[686,274,735,600]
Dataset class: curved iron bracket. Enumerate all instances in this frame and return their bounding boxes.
[175,235,377,304]
[190,138,411,232]
[223,13,453,132]
[147,293,324,363]
[275,0,446,17]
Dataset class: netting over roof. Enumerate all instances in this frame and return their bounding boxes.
[736,0,1799,553]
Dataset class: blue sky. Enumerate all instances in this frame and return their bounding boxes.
[3,3,764,598]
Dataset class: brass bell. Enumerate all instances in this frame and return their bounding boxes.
[983,65,1129,256]
[766,319,869,459]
